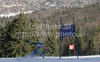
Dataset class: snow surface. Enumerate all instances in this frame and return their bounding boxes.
[0,55,100,62]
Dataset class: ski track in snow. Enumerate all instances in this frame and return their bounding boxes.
[0,55,100,62]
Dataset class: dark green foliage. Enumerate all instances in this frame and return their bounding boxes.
[99,47,100,54]
[0,25,1,28]
[62,42,69,56]
[86,38,96,55]
[45,29,58,56]
[76,26,85,55]
[93,24,100,54]
[0,13,38,57]
[0,26,1,43]
[0,25,2,57]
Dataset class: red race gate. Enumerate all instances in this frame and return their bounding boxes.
[69,43,76,56]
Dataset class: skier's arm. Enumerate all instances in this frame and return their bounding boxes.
[26,40,38,45]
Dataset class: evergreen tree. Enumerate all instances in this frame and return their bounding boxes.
[0,25,1,28]
[45,29,58,56]
[0,25,2,57]
[30,18,38,42]
[87,38,95,55]
[76,26,85,55]
[0,13,38,57]
[62,42,69,56]
[0,25,2,37]
[92,24,100,54]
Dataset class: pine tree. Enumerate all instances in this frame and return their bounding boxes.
[0,13,38,57]
[45,29,58,56]
[29,18,38,42]
[0,25,2,57]
[93,23,100,54]
[62,42,69,56]
[76,26,85,55]
[0,25,1,35]
[87,38,95,55]
[0,25,1,28]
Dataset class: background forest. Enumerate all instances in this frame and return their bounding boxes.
[0,1,100,57]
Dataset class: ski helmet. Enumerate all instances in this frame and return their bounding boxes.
[38,41,43,44]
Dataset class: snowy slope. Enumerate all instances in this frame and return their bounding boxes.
[0,55,100,62]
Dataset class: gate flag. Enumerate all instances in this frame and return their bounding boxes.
[69,44,75,50]
[60,25,75,38]
[69,44,76,56]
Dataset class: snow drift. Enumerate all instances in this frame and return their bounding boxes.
[0,55,100,62]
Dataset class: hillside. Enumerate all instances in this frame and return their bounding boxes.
[25,1,100,42]
[0,1,100,57]
[25,1,100,55]
[1,1,100,28]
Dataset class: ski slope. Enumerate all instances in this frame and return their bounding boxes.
[0,55,100,62]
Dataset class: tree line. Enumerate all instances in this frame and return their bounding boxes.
[0,13,99,58]
[0,1,100,57]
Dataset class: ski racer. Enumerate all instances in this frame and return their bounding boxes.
[25,41,44,57]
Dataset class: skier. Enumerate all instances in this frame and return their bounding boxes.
[25,41,44,58]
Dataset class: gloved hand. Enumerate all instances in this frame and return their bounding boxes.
[26,40,29,42]
[26,40,32,43]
